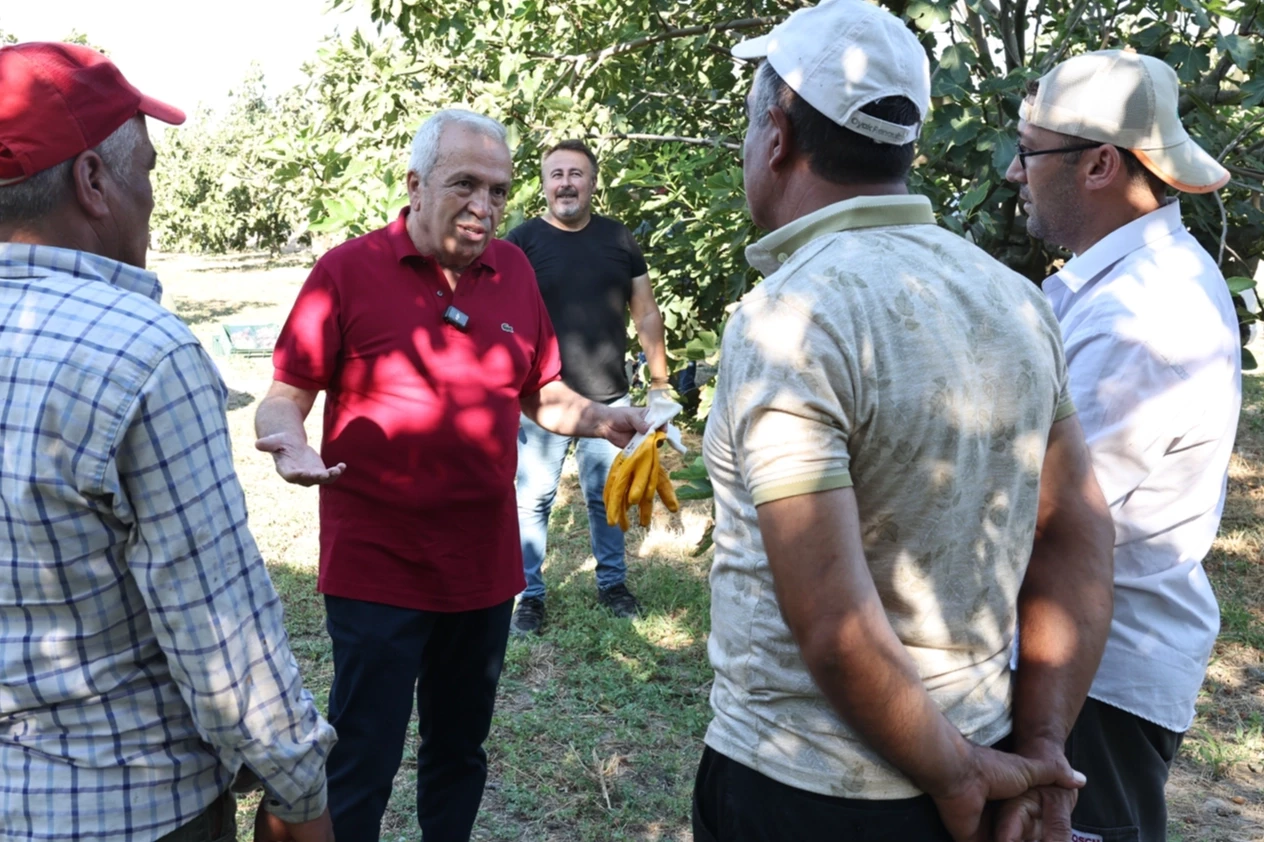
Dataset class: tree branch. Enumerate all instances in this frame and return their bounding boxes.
[1215,189,1228,266]
[598,132,741,151]
[541,18,778,63]
[1219,117,1264,162]
[964,5,997,76]
[1225,162,1264,180]
[998,0,1023,71]
[1039,0,1092,72]
[1178,82,1246,116]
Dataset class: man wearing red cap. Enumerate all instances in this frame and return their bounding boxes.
[0,43,335,842]
[1007,51,1243,842]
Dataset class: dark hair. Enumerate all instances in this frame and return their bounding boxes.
[754,61,918,186]
[542,139,598,176]
[1024,80,1167,199]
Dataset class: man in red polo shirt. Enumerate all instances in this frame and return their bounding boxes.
[254,109,645,842]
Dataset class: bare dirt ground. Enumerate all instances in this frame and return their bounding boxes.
[152,251,1264,841]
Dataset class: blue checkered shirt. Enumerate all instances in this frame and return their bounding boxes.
[0,244,335,841]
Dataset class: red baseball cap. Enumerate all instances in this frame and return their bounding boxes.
[0,42,185,186]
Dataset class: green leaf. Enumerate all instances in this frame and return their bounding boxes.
[670,456,711,483]
[991,134,1018,174]
[907,0,950,30]
[1178,0,1211,29]
[1166,44,1210,84]
[1243,347,1258,371]
[683,330,719,361]
[691,522,715,557]
[937,44,978,85]
[1217,34,1256,69]
[1241,77,1264,108]
[675,482,715,501]
[1227,276,1258,295]
[959,181,992,216]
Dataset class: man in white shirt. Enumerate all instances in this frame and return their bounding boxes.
[1006,50,1243,842]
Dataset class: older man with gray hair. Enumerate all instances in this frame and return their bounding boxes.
[255,108,646,842]
[0,42,336,842]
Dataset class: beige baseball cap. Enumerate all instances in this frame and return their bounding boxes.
[1021,50,1229,193]
[731,0,931,146]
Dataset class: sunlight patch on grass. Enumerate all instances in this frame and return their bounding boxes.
[635,611,703,651]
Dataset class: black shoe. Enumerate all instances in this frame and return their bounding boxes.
[597,583,642,619]
[510,597,545,635]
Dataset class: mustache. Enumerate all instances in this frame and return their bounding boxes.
[556,188,580,198]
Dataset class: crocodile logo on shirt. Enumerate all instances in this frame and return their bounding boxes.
[501,323,514,333]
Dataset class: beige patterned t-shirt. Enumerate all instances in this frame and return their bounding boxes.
[703,194,1075,799]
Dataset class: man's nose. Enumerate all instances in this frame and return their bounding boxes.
[468,189,491,217]
[1004,152,1025,184]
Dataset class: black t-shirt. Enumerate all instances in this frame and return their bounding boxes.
[504,215,648,402]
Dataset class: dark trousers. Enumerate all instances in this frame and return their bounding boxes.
[692,745,956,841]
[324,595,513,842]
[1068,697,1184,842]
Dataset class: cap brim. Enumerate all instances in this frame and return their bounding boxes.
[138,94,186,126]
[1133,139,1230,194]
[731,33,771,60]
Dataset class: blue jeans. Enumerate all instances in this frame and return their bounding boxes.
[516,399,628,599]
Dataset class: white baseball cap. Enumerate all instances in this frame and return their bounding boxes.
[1021,50,1229,193]
[731,0,931,146]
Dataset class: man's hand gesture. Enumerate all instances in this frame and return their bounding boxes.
[255,434,345,486]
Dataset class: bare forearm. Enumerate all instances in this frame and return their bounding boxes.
[762,490,972,796]
[255,395,310,444]
[800,599,974,795]
[635,309,669,387]
[521,381,605,438]
[1013,414,1115,755]
[1012,529,1113,753]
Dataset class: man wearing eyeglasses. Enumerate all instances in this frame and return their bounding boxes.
[1006,50,1242,842]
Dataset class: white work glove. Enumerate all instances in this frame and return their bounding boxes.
[620,389,686,457]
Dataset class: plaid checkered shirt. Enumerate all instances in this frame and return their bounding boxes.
[0,244,335,841]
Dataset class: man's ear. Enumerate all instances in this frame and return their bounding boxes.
[406,170,425,212]
[70,150,111,220]
[766,105,795,174]
[1082,145,1127,194]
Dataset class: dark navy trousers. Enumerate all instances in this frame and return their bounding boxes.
[323,594,512,842]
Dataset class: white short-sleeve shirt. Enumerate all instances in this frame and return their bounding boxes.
[1045,199,1242,733]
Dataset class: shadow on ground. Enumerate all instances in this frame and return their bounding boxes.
[172,296,276,326]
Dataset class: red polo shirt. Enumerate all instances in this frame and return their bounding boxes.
[272,209,562,612]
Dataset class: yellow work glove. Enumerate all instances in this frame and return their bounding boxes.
[603,430,680,531]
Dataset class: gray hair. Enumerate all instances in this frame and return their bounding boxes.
[751,61,782,128]
[407,109,508,183]
[0,116,145,226]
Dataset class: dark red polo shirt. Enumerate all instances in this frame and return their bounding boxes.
[272,209,562,612]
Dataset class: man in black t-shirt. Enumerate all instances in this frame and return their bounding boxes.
[504,140,669,634]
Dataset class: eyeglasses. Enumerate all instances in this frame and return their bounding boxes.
[1016,142,1105,171]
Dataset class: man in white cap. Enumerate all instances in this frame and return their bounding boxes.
[694,1,1116,839]
[1006,51,1242,842]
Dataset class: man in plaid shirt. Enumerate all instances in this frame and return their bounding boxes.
[0,43,335,842]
